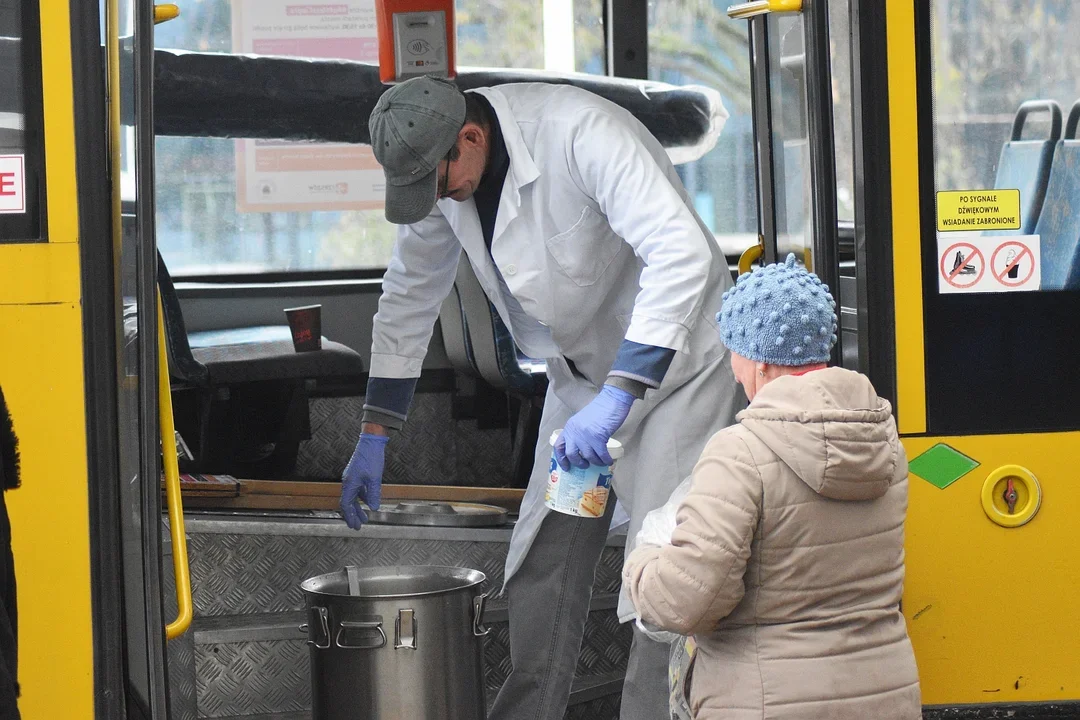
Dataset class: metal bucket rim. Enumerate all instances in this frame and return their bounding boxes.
[300,564,487,600]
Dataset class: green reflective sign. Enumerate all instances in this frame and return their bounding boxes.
[909,443,980,489]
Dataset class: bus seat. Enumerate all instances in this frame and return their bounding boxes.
[158,254,364,387]
[1033,100,1080,290]
[157,251,365,477]
[438,251,547,395]
[438,253,547,486]
[187,325,308,348]
[986,100,1061,236]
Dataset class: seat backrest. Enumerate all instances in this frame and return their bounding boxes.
[156,249,210,385]
[986,100,1062,236]
[438,250,546,394]
[1033,101,1080,290]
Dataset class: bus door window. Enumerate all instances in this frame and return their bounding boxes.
[920,0,1080,433]
[0,0,45,243]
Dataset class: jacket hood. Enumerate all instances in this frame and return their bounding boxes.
[737,367,900,501]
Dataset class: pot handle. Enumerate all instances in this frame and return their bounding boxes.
[395,608,417,650]
[301,606,331,649]
[336,619,387,650]
[473,593,490,637]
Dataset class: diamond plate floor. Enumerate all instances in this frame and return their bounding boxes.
[296,393,514,487]
[197,640,310,717]
[166,538,198,720]
[190,533,511,616]
[189,531,626,618]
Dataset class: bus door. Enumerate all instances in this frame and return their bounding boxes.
[737,0,1080,713]
[890,0,1080,712]
[0,0,189,715]
[111,0,192,715]
[727,0,845,368]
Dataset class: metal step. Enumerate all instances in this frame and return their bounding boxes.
[200,673,624,720]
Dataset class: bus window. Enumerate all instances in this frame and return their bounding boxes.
[829,0,854,224]
[647,0,758,260]
[929,0,1080,294]
[920,0,1080,433]
[152,0,605,278]
[0,0,45,243]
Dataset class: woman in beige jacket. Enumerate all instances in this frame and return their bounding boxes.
[624,254,921,719]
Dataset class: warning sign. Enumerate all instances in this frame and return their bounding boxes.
[989,238,1040,291]
[937,234,1041,294]
[938,241,985,292]
[937,189,1021,232]
[0,155,25,214]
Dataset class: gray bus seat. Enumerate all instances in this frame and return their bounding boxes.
[438,251,547,395]
[157,251,365,477]
[158,253,364,387]
[986,100,1062,236]
[438,253,547,486]
[188,325,309,348]
[1033,100,1080,290]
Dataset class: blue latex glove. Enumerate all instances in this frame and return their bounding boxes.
[554,385,635,471]
[340,433,390,529]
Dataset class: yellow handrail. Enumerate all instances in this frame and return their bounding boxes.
[738,239,764,275]
[727,0,802,20]
[159,296,192,639]
[153,4,180,24]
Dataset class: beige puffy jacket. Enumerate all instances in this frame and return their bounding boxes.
[624,367,920,719]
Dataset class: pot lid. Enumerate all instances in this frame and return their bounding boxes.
[365,500,508,528]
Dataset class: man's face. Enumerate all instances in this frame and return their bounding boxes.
[437,123,488,202]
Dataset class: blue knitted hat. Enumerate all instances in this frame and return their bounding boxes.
[716,253,838,366]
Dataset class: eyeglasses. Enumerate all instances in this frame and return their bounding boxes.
[437,149,454,199]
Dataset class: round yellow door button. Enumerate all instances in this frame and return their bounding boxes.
[981,465,1041,528]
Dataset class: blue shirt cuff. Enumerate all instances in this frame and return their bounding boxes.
[364,376,418,418]
[608,340,676,389]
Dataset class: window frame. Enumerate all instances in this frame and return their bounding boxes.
[0,0,48,244]
[915,0,1080,436]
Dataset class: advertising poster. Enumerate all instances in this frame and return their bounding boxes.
[232,0,384,212]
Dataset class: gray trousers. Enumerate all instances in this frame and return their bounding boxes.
[487,498,669,720]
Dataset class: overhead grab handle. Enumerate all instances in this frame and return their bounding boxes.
[727,0,802,20]
[154,4,179,23]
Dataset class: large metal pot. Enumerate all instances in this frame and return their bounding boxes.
[300,565,489,720]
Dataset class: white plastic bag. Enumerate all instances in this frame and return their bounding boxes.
[632,475,693,644]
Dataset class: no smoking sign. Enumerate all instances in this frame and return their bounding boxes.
[937,235,1041,294]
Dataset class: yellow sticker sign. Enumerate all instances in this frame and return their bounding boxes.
[937,189,1021,232]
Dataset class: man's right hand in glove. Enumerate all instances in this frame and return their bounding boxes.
[340,425,389,530]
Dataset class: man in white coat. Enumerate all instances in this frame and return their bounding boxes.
[340,75,743,719]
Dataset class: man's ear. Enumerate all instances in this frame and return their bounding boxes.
[460,123,485,149]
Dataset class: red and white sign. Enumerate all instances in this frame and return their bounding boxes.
[937,234,1041,294]
[990,238,1040,291]
[0,155,26,214]
[938,240,985,292]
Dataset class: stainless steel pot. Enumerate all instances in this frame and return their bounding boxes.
[300,565,489,720]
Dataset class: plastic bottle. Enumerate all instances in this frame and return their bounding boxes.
[544,430,623,518]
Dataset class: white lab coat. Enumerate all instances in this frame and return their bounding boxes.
[369,83,744,621]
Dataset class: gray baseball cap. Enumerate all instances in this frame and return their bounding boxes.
[370,76,467,225]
